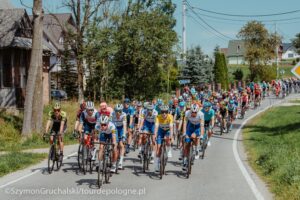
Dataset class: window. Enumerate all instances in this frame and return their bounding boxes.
[288,53,294,58]
[237,45,240,53]
[3,51,12,87]
[59,36,64,45]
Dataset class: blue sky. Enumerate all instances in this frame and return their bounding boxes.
[11,0,300,56]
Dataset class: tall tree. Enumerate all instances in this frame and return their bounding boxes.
[22,0,43,135]
[238,21,281,80]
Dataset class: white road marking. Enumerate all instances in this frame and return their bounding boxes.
[233,98,284,200]
[0,152,77,189]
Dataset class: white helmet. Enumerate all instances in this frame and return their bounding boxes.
[86,101,94,110]
[114,104,123,111]
[99,115,110,124]
[190,103,199,112]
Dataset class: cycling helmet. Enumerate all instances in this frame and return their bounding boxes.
[168,100,173,106]
[229,100,234,104]
[160,105,169,112]
[178,96,183,101]
[190,104,199,112]
[147,104,154,110]
[136,101,143,107]
[144,101,149,108]
[203,102,211,108]
[124,98,130,104]
[86,101,94,110]
[179,101,185,107]
[114,104,123,111]
[157,99,163,105]
[53,102,61,110]
[99,115,110,124]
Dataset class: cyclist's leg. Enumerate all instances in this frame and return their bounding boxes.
[155,128,164,171]
[117,127,125,167]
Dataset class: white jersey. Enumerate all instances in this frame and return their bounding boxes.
[96,122,116,135]
[111,112,127,127]
[142,109,158,123]
[185,110,204,125]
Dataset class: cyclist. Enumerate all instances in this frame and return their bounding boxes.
[45,102,67,159]
[74,100,86,136]
[123,98,135,154]
[201,102,215,146]
[218,101,228,131]
[99,101,111,117]
[96,115,117,172]
[132,101,144,151]
[138,104,158,163]
[155,99,163,114]
[182,104,204,170]
[154,105,173,172]
[227,100,236,131]
[111,104,127,170]
[241,91,249,116]
[78,101,100,161]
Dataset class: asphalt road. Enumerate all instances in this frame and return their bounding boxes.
[0,94,298,200]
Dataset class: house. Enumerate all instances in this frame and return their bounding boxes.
[0,8,51,108]
[280,43,300,60]
[41,13,77,90]
[227,40,246,65]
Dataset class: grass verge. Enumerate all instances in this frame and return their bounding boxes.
[0,152,47,177]
[243,106,300,200]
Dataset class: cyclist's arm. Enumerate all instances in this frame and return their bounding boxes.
[139,116,145,132]
[154,118,159,136]
[123,115,127,135]
[59,121,65,135]
[78,112,84,133]
[200,118,204,136]
[45,120,52,133]
[182,116,187,136]
[169,117,173,136]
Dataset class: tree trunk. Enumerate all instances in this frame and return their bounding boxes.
[31,54,43,134]
[77,59,84,102]
[21,0,43,136]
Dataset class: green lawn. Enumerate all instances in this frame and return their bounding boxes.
[243,106,300,200]
[0,152,47,177]
[0,101,79,152]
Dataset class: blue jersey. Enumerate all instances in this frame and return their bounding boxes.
[202,108,215,122]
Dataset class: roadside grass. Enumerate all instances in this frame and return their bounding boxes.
[289,99,300,104]
[0,152,47,177]
[243,106,300,200]
[0,101,79,152]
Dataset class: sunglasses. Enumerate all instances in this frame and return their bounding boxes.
[101,124,107,127]
[161,111,168,114]
[116,110,122,113]
[54,109,60,112]
[87,109,94,112]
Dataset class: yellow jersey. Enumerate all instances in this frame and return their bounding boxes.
[155,114,173,130]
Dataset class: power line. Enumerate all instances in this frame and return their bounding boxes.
[189,4,300,17]
[186,1,234,40]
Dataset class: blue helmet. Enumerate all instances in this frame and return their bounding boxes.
[157,99,163,105]
[229,100,234,104]
[168,100,173,106]
[204,102,211,108]
[124,98,130,104]
[179,101,185,107]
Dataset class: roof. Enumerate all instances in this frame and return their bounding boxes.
[0,9,30,47]
[281,43,296,52]
[11,37,51,51]
[227,40,246,57]
[220,48,228,56]
[42,13,76,51]
[0,0,14,9]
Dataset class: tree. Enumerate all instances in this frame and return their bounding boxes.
[22,0,43,135]
[111,0,178,99]
[292,33,300,54]
[233,68,244,81]
[213,51,228,90]
[237,21,281,80]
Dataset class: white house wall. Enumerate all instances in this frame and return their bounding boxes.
[282,50,300,59]
[228,56,246,65]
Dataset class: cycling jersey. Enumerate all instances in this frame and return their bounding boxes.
[228,103,235,112]
[202,108,215,122]
[111,111,127,142]
[96,122,117,143]
[184,110,204,126]
[79,109,99,133]
[141,109,158,134]
[48,111,67,133]
[123,106,135,128]
[155,114,173,131]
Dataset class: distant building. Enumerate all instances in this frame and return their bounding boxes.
[280,43,300,60]
[226,40,246,65]
[0,8,52,108]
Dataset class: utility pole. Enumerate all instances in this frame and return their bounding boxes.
[182,0,187,62]
[275,23,279,79]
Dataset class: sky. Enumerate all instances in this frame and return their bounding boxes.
[10,0,300,56]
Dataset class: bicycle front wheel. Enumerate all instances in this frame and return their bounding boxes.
[97,159,105,188]
[48,145,55,174]
[77,143,83,170]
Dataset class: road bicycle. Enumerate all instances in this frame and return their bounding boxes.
[159,138,168,179]
[44,132,63,174]
[184,136,196,179]
[81,131,96,174]
[142,133,152,172]
[97,138,113,188]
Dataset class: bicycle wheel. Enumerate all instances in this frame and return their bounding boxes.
[82,145,88,175]
[105,148,112,183]
[142,142,149,172]
[97,159,105,188]
[201,136,207,159]
[48,145,55,174]
[56,148,63,170]
[159,144,165,179]
[176,131,181,149]
[187,144,193,178]
[220,119,223,135]
[77,143,83,170]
